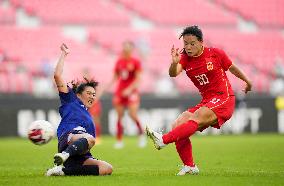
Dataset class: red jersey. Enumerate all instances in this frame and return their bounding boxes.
[88,100,102,116]
[114,56,141,95]
[179,47,234,99]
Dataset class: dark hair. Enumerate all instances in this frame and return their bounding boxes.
[179,25,203,41]
[70,77,98,94]
[123,40,135,48]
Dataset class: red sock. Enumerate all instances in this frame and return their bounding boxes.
[134,119,143,135]
[117,120,123,141]
[175,138,195,167]
[95,122,101,138]
[162,120,198,144]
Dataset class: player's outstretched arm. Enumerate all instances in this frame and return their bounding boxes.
[54,43,69,93]
[229,64,252,93]
[169,45,183,77]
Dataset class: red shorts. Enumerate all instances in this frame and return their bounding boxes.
[88,101,102,116]
[188,95,235,131]
[113,92,140,106]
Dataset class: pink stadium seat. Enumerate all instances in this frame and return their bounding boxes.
[88,26,142,53]
[17,0,130,25]
[0,26,63,65]
[217,0,284,27]
[0,72,9,93]
[12,72,33,93]
[204,28,284,74]
[116,0,237,26]
[139,71,155,93]
[1,0,283,94]
[0,6,15,24]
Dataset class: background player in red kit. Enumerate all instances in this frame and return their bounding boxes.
[105,41,146,149]
[146,25,252,175]
[88,99,102,144]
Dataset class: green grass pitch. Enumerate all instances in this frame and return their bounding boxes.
[0,134,284,186]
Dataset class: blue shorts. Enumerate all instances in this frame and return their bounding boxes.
[58,128,96,167]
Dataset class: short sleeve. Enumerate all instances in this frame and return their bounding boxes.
[179,53,188,70]
[214,48,233,71]
[59,87,77,105]
[135,59,142,72]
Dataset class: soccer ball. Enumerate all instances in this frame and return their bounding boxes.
[28,120,54,145]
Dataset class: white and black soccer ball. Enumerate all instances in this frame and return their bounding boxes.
[28,120,54,145]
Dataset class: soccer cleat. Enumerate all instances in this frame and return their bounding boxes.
[176,165,199,176]
[45,165,65,176]
[145,126,166,150]
[54,152,70,166]
[138,134,147,148]
[114,141,124,149]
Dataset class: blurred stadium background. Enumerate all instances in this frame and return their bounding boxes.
[0,0,284,137]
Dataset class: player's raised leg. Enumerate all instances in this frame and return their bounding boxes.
[146,111,194,150]
[146,125,165,150]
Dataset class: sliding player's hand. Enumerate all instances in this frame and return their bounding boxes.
[60,43,69,55]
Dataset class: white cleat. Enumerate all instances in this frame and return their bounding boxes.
[114,141,124,149]
[145,126,166,150]
[177,165,199,176]
[45,165,65,176]
[54,152,70,166]
[138,135,147,148]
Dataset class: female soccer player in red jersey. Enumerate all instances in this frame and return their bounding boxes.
[146,25,252,175]
[105,41,146,149]
[88,99,102,144]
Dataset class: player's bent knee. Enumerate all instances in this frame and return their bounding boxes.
[86,136,96,148]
